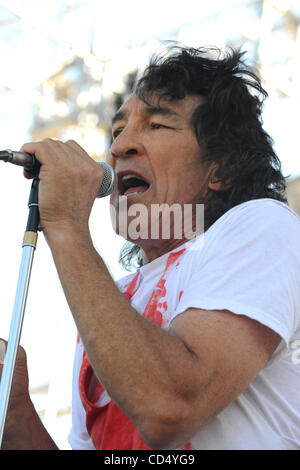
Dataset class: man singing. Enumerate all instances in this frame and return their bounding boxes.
[1,45,299,450]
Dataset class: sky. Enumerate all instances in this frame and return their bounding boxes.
[0,0,299,449]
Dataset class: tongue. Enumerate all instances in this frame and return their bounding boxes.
[124,186,148,195]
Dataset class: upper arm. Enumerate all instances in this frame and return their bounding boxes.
[168,307,281,432]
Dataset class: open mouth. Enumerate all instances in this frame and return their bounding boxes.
[119,173,150,196]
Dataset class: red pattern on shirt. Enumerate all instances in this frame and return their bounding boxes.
[78,248,191,450]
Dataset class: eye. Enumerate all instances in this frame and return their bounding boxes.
[150,122,169,130]
[112,127,123,139]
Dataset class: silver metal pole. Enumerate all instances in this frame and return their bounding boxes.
[0,243,36,445]
[0,176,39,448]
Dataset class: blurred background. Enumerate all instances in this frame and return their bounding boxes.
[0,0,299,449]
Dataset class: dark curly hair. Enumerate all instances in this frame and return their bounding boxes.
[119,45,288,271]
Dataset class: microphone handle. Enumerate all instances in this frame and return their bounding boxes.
[0,150,41,176]
[0,150,117,198]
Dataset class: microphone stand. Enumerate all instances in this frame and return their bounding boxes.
[0,176,40,447]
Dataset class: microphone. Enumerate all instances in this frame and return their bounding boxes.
[0,149,117,198]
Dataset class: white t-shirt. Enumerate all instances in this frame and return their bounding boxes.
[68,199,300,450]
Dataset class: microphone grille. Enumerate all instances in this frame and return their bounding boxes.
[97,162,117,198]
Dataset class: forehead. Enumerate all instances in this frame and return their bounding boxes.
[112,93,204,124]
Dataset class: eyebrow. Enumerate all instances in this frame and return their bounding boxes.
[111,105,182,126]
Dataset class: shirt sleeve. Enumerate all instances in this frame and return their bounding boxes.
[172,200,300,346]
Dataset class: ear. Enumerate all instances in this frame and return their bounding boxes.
[207,164,231,192]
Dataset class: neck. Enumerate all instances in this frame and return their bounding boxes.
[140,209,204,263]
[139,236,191,264]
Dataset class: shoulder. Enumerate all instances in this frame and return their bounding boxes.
[173,198,300,345]
[228,198,297,223]
[216,197,298,224]
[174,198,300,270]
[206,198,300,242]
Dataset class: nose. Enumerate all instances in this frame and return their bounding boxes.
[109,131,145,164]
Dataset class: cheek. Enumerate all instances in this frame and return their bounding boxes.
[106,154,116,169]
[159,148,200,185]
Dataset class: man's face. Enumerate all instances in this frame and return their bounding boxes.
[108,93,213,256]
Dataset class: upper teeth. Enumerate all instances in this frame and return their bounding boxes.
[122,174,139,181]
